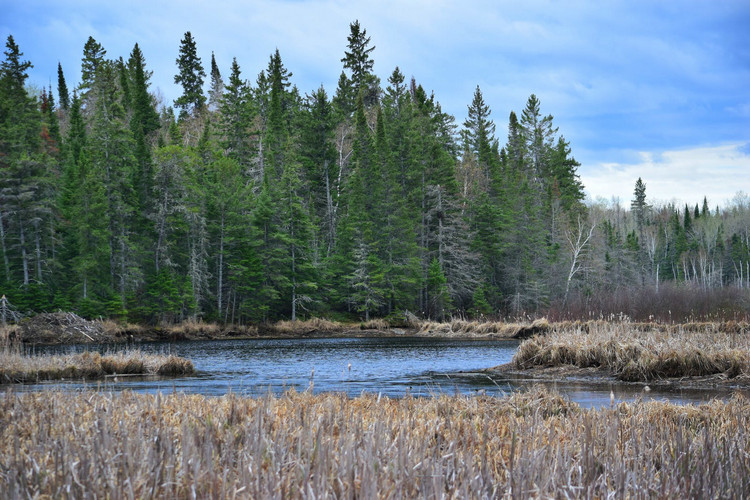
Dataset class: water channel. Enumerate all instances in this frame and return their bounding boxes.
[14,337,748,408]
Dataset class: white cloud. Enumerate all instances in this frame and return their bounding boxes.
[581,143,750,207]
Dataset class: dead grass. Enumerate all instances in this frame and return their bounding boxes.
[512,321,750,381]
[1,387,749,498]
[360,318,389,330]
[0,349,195,383]
[418,317,551,338]
[271,318,350,335]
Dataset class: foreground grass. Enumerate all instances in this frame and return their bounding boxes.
[0,349,195,383]
[512,321,750,381]
[1,388,749,498]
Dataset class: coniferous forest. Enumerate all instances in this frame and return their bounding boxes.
[1,22,749,325]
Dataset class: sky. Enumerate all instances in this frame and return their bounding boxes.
[2,0,749,208]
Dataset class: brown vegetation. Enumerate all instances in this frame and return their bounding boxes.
[0,349,195,383]
[418,318,551,338]
[511,321,750,382]
[1,388,749,497]
[553,283,750,322]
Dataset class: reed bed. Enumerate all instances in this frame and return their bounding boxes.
[418,318,551,338]
[271,317,346,335]
[512,321,750,381]
[1,387,749,498]
[0,349,194,383]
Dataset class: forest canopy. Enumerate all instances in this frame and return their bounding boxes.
[1,23,748,324]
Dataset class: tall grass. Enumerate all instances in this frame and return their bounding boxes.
[1,388,749,498]
[418,318,550,338]
[0,349,194,383]
[512,321,750,381]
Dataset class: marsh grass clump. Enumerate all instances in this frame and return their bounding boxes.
[0,349,194,383]
[360,318,389,330]
[2,388,749,498]
[272,317,347,335]
[512,322,750,381]
[418,317,551,338]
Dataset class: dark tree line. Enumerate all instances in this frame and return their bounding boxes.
[1,24,747,324]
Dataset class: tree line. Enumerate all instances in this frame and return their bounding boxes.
[1,22,748,324]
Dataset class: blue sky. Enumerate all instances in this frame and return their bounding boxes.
[2,0,749,207]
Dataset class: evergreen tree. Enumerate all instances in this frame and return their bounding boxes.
[341,20,379,106]
[173,31,206,117]
[264,49,293,179]
[79,36,106,96]
[299,85,338,256]
[127,43,160,217]
[57,62,70,111]
[0,35,39,158]
[207,52,224,112]
[89,60,139,305]
[462,85,495,183]
[219,57,255,170]
[631,177,648,230]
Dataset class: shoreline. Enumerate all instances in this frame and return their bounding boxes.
[0,350,195,383]
[486,363,750,391]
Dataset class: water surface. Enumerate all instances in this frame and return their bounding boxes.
[13,337,748,408]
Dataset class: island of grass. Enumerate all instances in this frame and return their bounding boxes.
[0,349,194,383]
[490,321,750,387]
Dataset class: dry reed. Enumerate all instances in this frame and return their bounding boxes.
[418,318,551,338]
[512,321,750,381]
[0,349,195,383]
[1,387,749,498]
[271,318,349,335]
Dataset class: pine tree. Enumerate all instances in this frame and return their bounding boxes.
[0,35,39,158]
[127,43,160,217]
[299,85,337,256]
[341,20,379,106]
[89,60,138,305]
[264,49,292,180]
[631,177,648,230]
[332,71,354,117]
[173,31,206,117]
[278,141,318,320]
[219,57,255,170]
[462,85,495,182]
[57,62,70,111]
[207,52,224,112]
[79,36,106,96]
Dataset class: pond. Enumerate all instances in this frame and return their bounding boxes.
[14,337,749,408]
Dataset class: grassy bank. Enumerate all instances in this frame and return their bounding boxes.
[1,388,749,498]
[0,349,194,383]
[510,321,750,382]
[417,318,552,338]
[11,314,407,344]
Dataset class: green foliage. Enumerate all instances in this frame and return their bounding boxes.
[79,36,106,95]
[1,24,743,323]
[173,31,206,117]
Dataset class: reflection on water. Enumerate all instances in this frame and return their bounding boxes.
[10,337,749,408]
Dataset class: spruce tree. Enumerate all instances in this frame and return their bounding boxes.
[207,52,224,112]
[463,85,495,179]
[219,57,255,169]
[79,36,106,95]
[341,20,379,106]
[173,31,206,117]
[57,62,70,111]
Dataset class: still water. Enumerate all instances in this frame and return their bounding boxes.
[16,337,748,408]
